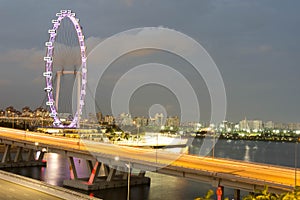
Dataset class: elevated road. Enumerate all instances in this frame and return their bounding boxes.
[0,127,298,193]
[0,168,100,200]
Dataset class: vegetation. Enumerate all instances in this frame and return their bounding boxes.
[195,186,300,200]
[243,185,279,200]
[194,189,215,200]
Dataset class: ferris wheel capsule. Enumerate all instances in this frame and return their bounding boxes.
[44,87,53,92]
[53,121,60,126]
[48,29,56,34]
[45,41,53,47]
[43,71,52,77]
[50,113,57,118]
[52,19,59,24]
[46,101,54,106]
[43,56,52,62]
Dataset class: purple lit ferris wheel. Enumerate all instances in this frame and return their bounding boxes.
[43,10,87,128]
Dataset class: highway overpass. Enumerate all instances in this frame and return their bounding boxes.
[0,127,297,195]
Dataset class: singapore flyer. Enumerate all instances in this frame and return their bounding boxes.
[43,10,87,128]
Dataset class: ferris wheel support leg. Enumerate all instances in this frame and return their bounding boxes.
[55,72,61,111]
[77,73,81,128]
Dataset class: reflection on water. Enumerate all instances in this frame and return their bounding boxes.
[244,145,250,161]
[3,139,300,200]
[190,139,300,167]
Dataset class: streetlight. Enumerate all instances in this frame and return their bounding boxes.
[125,162,131,200]
[137,124,140,144]
[211,129,215,158]
[295,138,298,188]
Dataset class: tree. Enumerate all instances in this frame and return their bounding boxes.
[194,189,214,200]
[243,185,279,200]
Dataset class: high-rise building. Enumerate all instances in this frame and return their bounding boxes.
[166,116,180,128]
[288,123,300,130]
[133,116,148,127]
[148,113,165,127]
[239,118,262,131]
[239,118,249,131]
[117,113,133,126]
[264,121,274,129]
[252,120,263,130]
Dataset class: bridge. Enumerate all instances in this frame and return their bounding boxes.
[0,127,297,199]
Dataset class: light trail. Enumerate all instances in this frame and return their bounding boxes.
[0,127,298,189]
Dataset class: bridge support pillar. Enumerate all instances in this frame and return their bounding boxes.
[138,170,146,177]
[63,158,151,191]
[103,163,110,176]
[106,166,116,182]
[68,157,78,180]
[25,149,34,161]
[234,189,240,200]
[14,147,23,162]
[2,144,11,163]
[86,160,93,173]
[88,161,101,184]
[0,144,46,168]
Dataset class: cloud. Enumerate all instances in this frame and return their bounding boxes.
[0,79,12,87]
[258,45,272,53]
[0,48,44,70]
[122,0,134,6]
[0,36,104,71]
[32,76,43,85]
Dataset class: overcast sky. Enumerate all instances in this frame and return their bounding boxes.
[0,0,300,123]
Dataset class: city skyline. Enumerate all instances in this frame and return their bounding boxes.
[0,1,300,123]
[2,104,300,130]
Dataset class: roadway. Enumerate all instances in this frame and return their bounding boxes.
[0,178,63,200]
[0,127,298,192]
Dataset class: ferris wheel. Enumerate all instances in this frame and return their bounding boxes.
[43,10,87,128]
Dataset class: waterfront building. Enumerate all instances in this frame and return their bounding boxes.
[166,116,180,128]
[96,112,103,122]
[219,120,235,132]
[133,116,148,127]
[0,110,4,117]
[103,115,115,125]
[148,113,165,127]
[239,118,249,131]
[252,120,263,130]
[117,113,134,126]
[288,122,300,130]
[21,106,33,117]
[239,118,263,131]
[274,122,288,130]
[264,121,274,129]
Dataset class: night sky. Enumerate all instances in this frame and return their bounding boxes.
[0,0,299,123]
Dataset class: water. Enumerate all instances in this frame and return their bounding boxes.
[4,139,300,200]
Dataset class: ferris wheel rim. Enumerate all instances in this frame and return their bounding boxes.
[43,10,87,128]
